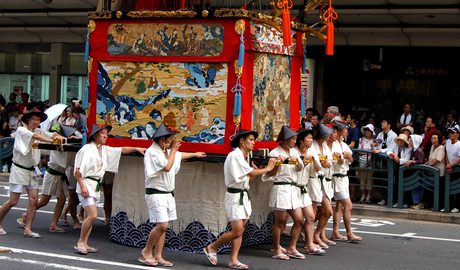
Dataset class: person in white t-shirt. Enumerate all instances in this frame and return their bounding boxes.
[203,129,275,269]
[0,111,64,238]
[445,125,460,213]
[140,124,205,267]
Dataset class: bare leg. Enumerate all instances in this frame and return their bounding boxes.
[332,202,346,239]
[24,188,39,235]
[302,205,316,251]
[141,222,168,262]
[286,208,304,255]
[50,188,66,230]
[77,204,98,251]
[0,192,21,230]
[341,198,362,241]
[272,210,288,256]
[207,220,247,265]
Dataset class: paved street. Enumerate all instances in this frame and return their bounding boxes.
[0,183,459,270]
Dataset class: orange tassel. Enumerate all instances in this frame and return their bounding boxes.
[277,0,293,46]
[325,21,334,55]
[323,0,338,56]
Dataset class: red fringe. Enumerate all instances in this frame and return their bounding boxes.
[325,21,334,55]
[281,8,292,46]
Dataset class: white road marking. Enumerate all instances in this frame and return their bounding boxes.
[0,255,100,270]
[0,246,168,270]
[401,232,417,237]
[352,230,460,243]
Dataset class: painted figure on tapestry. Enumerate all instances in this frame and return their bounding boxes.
[250,23,296,56]
[107,23,224,57]
[252,53,291,141]
[96,62,227,144]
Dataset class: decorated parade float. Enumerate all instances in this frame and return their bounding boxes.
[82,0,336,253]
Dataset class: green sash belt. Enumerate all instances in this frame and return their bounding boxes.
[47,167,69,186]
[13,162,35,171]
[325,178,332,182]
[227,188,250,205]
[145,188,175,197]
[87,176,102,192]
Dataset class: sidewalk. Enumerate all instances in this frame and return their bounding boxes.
[1,172,459,224]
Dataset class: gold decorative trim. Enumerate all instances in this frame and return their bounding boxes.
[126,10,197,18]
[116,11,123,18]
[201,10,209,18]
[88,11,112,20]
[87,57,93,74]
[88,20,96,33]
[234,19,245,35]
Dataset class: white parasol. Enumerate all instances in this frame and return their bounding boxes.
[40,103,69,132]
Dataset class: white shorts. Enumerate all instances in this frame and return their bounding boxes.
[145,194,177,223]
[225,192,251,221]
[334,190,350,201]
[9,183,39,193]
[300,192,313,208]
[78,195,98,208]
[41,172,64,196]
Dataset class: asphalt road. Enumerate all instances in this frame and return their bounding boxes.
[0,183,459,270]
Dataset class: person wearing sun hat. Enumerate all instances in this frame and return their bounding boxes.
[74,124,146,255]
[0,110,65,238]
[204,129,276,269]
[261,125,305,261]
[141,123,205,267]
[387,133,412,207]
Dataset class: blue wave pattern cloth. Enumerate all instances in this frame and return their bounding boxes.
[109,212,274,254]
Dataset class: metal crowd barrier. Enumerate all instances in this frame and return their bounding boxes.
[0,137,14,173]
[350,149,394,208]
[397,164,440,211]
[445,166,460,212]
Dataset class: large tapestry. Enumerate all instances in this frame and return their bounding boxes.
[107,23,224,56]
[97,61,227,144]
[252,53,291,141]
[250,22,296,56]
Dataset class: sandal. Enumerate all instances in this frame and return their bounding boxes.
[24,232,41,238]
[138,257,157,266]
[228,262,249,269]
[325,240,336,246]
[58,218,69,227]
[157,260,174,267]
[332,235,347,241]
[347,235,363,243]
[73,224,81,230]
[17,217,26,228]
[306,246,326,256]
[203,247,218,265]
[272,253,290,260]
[86,246,98,253]
[285,251,306,260]
[74,246,88,255]
[270,246,287,253]
[0,228,6,236]
[49,227,65,233]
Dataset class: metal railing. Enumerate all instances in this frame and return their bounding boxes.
[350,149,394,208]
[0,137,14,173]
[397,164,440,211]
[445,166,460,212]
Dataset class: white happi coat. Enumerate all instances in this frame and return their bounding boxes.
[224,147,254,220]
[262,145,302,210]
[74,142,122,199]
[144,143,181,211]
[308,140,334,201]
[295,146,319,208]
[9,126,53,186]
[332,140,352,195]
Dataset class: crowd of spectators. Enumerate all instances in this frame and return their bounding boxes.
[301,104,460,213]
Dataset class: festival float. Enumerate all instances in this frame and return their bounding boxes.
[79,0,337,253]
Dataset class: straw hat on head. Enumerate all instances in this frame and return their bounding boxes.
[21,111,47,124]
[60,125,77,138]
[152,123,177,140]
[276,125,298,142]
[317,124,333,139]
[230,129,258,148]
[401,126,414,135]
[88,124,112,141]
[395,133,409,145]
